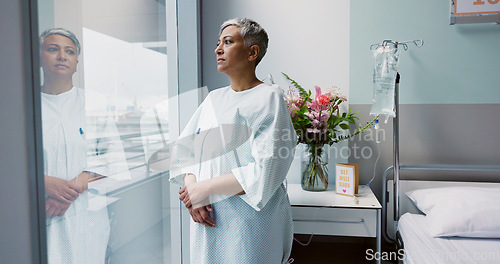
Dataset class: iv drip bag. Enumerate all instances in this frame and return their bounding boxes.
[369,44,400,122]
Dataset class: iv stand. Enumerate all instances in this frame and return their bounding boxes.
[369,38,423,223]
[393,73,400,221]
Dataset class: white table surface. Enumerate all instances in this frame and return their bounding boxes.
[287,183,382,209]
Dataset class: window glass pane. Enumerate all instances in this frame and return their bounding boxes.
[37,0,172,263]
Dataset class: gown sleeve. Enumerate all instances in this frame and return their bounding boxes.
[232,87,297,211]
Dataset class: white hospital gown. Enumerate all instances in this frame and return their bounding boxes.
[41,87,123,264]
[170,84,296,264]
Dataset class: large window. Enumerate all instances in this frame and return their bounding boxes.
[37,0,178,263]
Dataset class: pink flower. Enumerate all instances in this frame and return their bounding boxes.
[307,128,321,134]
[314,86,331,100]
[317,94,330,106]
[309,101,319,111]
[289,103,300,118]
[286,93,299,103]
[319,111,329,122]
[304,112,316,120]
[286,92,305,105]
[309,86,331,111]
[305,111,329,124]
[314,86,322,98]
[304,111,317,120]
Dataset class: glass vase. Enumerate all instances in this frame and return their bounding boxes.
[301,144,329,191]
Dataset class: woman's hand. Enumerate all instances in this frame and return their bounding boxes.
[44,175,80,204]
[188,204,216,227]
[70,172,94,193]
[179,181,211,209]
[45,197,71,217]
[180,174,215,227]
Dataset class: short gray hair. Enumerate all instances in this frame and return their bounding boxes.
[40,28,81,55]
[220,18,268,66]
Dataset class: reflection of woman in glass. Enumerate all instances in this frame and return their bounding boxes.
[170,18,296,263]
[40,28,109,264]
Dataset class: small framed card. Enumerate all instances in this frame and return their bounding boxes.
[335,163,359,197]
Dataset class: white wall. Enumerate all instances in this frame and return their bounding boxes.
[202,0,350,96]
[201,0,351,184]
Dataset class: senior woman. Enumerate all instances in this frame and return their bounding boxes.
[170,18,296,264]
[40,28,112,264]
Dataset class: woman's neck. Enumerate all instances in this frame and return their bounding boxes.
[41,77,73,95]
[228,71,262,92]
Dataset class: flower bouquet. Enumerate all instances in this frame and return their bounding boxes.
[283,72,375,191]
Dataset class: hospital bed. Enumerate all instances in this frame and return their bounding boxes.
[383,164,500,264]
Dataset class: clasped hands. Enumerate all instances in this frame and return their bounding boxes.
[44,174,89,218]
[179,180,216,228]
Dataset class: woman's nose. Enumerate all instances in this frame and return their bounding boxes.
[214,44,223,55]
[57,51,67,61]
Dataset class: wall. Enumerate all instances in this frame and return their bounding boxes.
[350,0,500,105]
[201,0,350,97]
[349,0,500,202]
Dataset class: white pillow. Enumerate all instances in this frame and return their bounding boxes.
[406,186,500,238]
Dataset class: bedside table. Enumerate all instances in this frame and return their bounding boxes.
[287,184,382,264]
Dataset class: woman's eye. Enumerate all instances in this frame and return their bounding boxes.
[66,50,75,55]
[47,47,57,52]
[225,40,232,44]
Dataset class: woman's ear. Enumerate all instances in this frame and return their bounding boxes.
[247,45,260,63]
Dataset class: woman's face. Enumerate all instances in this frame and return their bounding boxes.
[40,34,78,78]
[214,25,251,75]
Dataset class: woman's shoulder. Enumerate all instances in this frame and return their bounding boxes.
[206,84,285,107]
[245,84,287,115]
[254,83,285,102]
[207,83,283,95]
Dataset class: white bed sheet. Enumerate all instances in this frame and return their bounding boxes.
[398,213,500,264]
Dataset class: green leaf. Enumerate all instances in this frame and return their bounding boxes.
[282,72,309,98]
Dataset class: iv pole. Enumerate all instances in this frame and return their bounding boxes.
[369,39,423,223]
[393,72,400,221]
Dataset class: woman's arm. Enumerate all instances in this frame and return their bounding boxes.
[179,173,245,209]
[44,175,80,204]
[229,88,296,211]
[206,173,246,196]
[70,171,105,193]
[184,173,197,185]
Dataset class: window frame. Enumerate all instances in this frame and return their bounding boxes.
[20,0,202,263]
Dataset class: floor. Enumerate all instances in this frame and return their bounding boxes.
[290,235,396,264]
[108,223,396,264]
